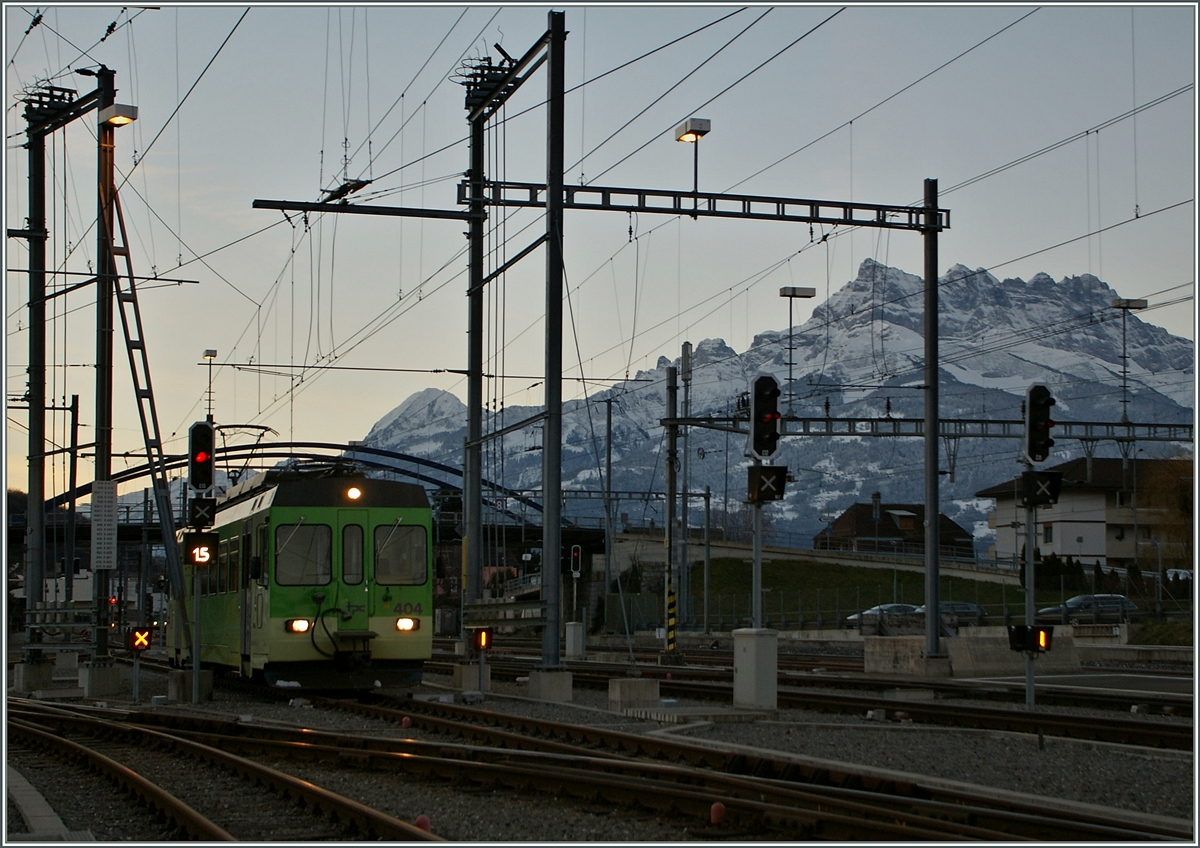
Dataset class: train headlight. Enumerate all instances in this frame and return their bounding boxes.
[395,617,419,632]
[285,618,312,634]
[346,486,363,501]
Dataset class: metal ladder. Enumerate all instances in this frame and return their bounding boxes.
[102,190,190,636]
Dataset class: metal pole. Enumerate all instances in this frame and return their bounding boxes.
[65,396,78,605]
[703,486,711,634]
[1024,474,1036,708]
[25,122,47,658]
[193,565,201,704]
[539,10,566,668]
[665,366,678,652]
[752,498,763,628]
[465,109,485,612]
[94,67,117,658]
[604,398,613,631]
[680,341,691,626]
[922,178,941,658]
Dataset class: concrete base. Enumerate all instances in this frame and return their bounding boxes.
[565,622,585,659]
[79,663,122,698]
[608,677,660,712]
[945,634,1080,676]
[168,669,213,702]
[12,661,54,694]
[452,662,491,692]
[54,651,80,677]
[864,637,951,677]
[528,669,573,703]
[733,628,777,710]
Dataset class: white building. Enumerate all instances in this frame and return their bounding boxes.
[976,456,1192,571]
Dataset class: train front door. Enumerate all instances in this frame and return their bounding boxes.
[337,511,371,635]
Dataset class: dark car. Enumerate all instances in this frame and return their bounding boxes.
[845,603,919,624]
[1037,594,1136,623]
[913,601,988,625]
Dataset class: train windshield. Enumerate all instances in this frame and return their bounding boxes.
[275,524,332,585]
[374,524,427,585]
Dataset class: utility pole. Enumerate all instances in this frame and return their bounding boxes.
[539,10,566,668]
[922,178,941,660]
[664,367,678,653]
[94,66,118,657]
[680,341,692,626]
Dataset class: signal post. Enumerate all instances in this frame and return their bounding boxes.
[1020,383,1058,708]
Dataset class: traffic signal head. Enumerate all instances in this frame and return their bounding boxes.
[1025,384,1056,464]
[470,627,493,651]
[129,627,152,652]
[749,375,782,457]
[188,421,216,490]
[570,545,582,575]
[1007,624,1053,653]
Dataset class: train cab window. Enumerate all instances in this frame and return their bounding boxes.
[275,524,332,586]
[343,525,363,585]
[374,524,427,585]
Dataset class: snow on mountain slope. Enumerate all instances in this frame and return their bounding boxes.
[359,261,1193,551]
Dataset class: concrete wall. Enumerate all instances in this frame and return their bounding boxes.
[864,633,1081,676]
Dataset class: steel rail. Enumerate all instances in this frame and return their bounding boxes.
[8,717,235,841]
[7,701,443,841]
[365,693,1191,841]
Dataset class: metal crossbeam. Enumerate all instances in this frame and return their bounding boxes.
[662,415,1192,442]
[458,180,950,231]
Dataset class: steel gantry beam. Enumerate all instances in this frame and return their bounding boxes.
[458,180,950,231]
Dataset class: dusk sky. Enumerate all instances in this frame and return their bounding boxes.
[5,4,1195,497]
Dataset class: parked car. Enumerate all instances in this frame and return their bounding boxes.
[913,601,988,625]
[845,603,919,624]
[1037,594,1137,623]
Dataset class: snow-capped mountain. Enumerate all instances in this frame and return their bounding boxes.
[359,260,1194,552]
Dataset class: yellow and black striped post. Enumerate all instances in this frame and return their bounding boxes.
[667,591,677,653]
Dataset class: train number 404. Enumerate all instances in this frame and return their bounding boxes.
[392,602,424,614]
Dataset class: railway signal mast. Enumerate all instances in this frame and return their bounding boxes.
[1021,382,1059,708]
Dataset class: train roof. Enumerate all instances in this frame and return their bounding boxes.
[219,464,429,510]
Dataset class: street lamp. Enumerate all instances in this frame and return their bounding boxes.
[779,287,816,414]
[98,103,138,126]
[675,117,710,217]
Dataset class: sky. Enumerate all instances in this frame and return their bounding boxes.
[4,3,1196,502]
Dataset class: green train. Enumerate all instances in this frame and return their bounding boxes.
[166,467,433,689]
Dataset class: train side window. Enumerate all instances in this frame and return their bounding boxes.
[343,525,363,585]
[275,524,332,586]
[255,525,268,585]
[229,537,240,594]
[218,539,229,594]
[374,524,428,585]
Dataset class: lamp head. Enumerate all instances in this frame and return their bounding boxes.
[99,103,137,126]
[675,117,710,143]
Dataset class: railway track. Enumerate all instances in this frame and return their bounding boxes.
[9,695,1189,841]
[7,698,442,841]
[426,654,1192,746]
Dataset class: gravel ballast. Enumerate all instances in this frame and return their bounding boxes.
[7,660,1194,840]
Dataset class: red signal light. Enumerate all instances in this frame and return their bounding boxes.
[193,450,210,464]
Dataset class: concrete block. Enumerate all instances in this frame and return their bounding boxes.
[79,664,121,698]
[733,628,777,710]
[54,651,79,674]
[167,669,213,702]
[452,663,491,692]
[608,677,659,712]
[13,661,55,694]
[944,635,1080,677]
[565,622,585,659]
[528,669,573,703]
